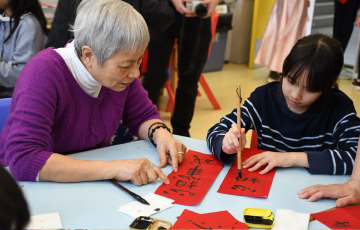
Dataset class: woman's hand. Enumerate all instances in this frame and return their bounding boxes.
[222,123,246,154]
[139,120,187,173]
[242,152,308,174]
[112,158,170,186]
[153,128,187,172]
[298,179,360,207]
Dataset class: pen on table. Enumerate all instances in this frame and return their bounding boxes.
[237,83,242,178]
[109,179,150,205]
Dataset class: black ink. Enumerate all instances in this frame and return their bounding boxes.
[187,181,198,189]
[231,185,256,192]
[170,189,195,196]
[186,219,213,230]
[334,221,351,228]
[236,177,262,184]
[179,175,196,181]
[194,155,201,165]
[187,165,203,176]
[193,155,214,165]
[175,180,187,187]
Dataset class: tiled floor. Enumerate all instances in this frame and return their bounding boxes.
[157,63,360,148]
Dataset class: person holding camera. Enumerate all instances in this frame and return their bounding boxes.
[142,0,219,137]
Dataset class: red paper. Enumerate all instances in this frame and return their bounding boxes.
[217,148,276,197]
[311,206,360,229]
[339,205,360,217]
[155,150,223,205]
[172,209,249,229]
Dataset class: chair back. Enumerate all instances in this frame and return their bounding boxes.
[0,98,12,133]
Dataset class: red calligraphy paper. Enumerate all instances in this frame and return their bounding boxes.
[172,209,249,229]
[311,206,360,229]
[217,148,276,197]
[155,150,223,205]
[342,205,360,217]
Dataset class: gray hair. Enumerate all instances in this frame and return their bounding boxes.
[72,0,150,66]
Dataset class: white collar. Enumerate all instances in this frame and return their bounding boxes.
[55,40,102,98]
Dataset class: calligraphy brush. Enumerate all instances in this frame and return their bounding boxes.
[237,84,242,178]
[109,179,150,205]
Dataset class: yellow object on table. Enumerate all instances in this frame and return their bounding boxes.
[243,207,274,229]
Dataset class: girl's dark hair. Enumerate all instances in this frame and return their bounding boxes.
[280,33,343,106]
[1,0,47,43]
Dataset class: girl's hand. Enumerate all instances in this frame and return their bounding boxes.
[298,178,360,207]
[153,128,187,173]
[222,123,246,154]
[112,158,170,185]
[242,152,308,174]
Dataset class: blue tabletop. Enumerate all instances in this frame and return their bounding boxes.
[15,135,349,229]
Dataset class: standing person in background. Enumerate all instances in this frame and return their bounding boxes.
[142,0,219,137]
[333,0,360,80]
[351,10,360,90]
[254,0,308,82]
[0,0,47,98]
[46,0,175,48]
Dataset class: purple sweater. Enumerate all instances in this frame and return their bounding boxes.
[0,48,161,181]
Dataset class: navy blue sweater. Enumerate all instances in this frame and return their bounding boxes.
[206,82,360,175]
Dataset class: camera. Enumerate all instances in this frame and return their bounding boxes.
[130,216,172,230]
[186,1,208,18]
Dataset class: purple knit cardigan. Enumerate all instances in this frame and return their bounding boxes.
[0,48,161,181]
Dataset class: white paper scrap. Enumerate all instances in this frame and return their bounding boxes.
[25,212,62,229]
[272,209,310,230]
[117,193,174,218]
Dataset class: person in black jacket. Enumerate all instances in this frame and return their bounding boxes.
[46,0,174,48]
[142,0,220,137]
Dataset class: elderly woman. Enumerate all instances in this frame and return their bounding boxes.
[0,0,186,185]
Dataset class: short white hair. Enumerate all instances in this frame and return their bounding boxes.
[72,0,149,65]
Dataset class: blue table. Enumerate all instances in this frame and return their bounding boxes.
[16,135,349,229]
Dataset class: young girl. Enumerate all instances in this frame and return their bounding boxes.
[207,34,360,175]
[0,0,47,98]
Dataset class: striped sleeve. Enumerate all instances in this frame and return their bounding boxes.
[306,112,360,175]
[206,97,263,164]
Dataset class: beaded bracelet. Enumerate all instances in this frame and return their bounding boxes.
[148,123,171,147]
[148,122,165,138]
